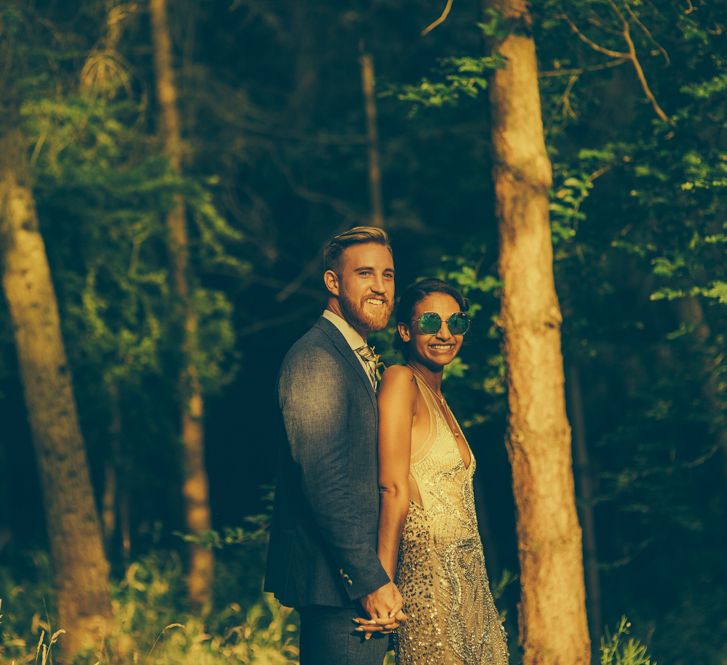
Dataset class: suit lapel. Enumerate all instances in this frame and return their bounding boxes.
[314,318,377,410]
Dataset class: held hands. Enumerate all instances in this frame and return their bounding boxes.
[354,581,408,639]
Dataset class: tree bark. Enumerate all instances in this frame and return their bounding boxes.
[567,360,602,648]
[0,439,10,554]
[102,455,117,547]
[359,47,384,228]
[675,296,727,480]
[487,1,591,662]
[0,128,112,656]
[102,381,130,562]
[150,0,213,607]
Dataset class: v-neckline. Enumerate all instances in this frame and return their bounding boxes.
[409,367,473,471]
[431,400,473,471]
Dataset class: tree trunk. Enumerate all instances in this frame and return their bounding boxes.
[0,439,10,555]
[487,1,591,662]
[150,0,213,607]
[0,128,112,656]
[102,456,117,547]
[289,1,319,128]
[359,47,384,228]
[675,296,727,480]
[567,360,602,648]
[102,381,129,560]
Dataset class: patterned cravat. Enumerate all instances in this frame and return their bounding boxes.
[355,344,381,390]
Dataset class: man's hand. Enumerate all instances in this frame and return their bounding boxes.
[354,582,407,638]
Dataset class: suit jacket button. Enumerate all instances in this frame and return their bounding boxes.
[347,578,353,586]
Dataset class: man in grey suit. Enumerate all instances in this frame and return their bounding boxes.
[265,226,405,664]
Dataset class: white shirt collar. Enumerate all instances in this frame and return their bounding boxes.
[322,309,367,351]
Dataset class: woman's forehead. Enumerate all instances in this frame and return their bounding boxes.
[413,292,461,315]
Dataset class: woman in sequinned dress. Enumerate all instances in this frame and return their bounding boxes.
[376,279,508,665]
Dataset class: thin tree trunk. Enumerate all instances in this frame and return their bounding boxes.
[120,480,131,562]
[102,382,124,554]
[102,458,117,547]
[289,2,319,127]
[568,360,602,647]
[359,46,384,228]
[675,296,727,479]
[0,128,111,656]
[88,4,136,567]
[487,1,591,661]
[0,439,10,554]
[150,0,213,607]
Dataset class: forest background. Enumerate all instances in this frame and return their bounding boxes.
[0,0,725,663]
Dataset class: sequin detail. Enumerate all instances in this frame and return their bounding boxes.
[393,379,509,665]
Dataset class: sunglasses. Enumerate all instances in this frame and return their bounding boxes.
[412,311,471,336]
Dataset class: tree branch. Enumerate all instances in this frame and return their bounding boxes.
[622,1,670,64]
[540,58,628,78]
[608,0,671,123]
[562,5,671,124]
[421,0,454,36]
[238,307,320,337]
[561,13,629,59]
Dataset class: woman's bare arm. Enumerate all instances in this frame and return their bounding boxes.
[377,365,418,580]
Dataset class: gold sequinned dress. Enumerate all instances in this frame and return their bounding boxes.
[394,376,509,665]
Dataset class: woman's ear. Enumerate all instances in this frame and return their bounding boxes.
[323,270,339,296]
[397,322,411,343]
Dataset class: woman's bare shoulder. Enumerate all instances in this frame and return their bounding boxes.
[382,363,415,382]
[379,364,417,399]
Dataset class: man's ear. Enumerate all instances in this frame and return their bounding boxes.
[397,322,411,343]
[324,270,340,297]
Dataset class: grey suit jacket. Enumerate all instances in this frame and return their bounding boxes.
[264,317,390,608]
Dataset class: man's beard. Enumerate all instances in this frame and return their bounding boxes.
[339,291,392,333]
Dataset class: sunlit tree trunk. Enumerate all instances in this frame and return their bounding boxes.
[487,1,591,661]
[150,0,213,607]
[568,360,602,648]
[0,128,111,656]
[359,46,384,228]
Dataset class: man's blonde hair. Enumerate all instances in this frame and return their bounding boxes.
[323,226,391,273]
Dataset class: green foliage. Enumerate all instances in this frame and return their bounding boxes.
[0,2,251,536]
[1,2,725,665]
[435,247,506,427]
[600,617,655,665]
[0,551,298,665]
[194,287,239,392]
[392,56,503,112]
[549,158,599,250]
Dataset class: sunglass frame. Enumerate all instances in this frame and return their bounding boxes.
[413,311,471,335]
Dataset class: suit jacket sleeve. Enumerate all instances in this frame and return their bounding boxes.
[278,346,390,600]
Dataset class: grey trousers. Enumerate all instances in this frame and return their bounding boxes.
[298,605,389,665]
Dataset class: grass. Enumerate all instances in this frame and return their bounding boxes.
[0,551,298,664]
[0,550,657,664]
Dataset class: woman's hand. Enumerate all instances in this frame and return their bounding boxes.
[354,580,407,638]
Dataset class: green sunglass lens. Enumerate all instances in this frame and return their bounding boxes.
[447,313,470,335]
[417,312,442,334]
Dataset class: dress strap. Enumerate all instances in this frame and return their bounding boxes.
[409,373,437,465]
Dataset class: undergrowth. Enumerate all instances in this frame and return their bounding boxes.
[0,551,656,664]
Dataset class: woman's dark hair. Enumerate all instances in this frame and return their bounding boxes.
[393,278,468,355]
